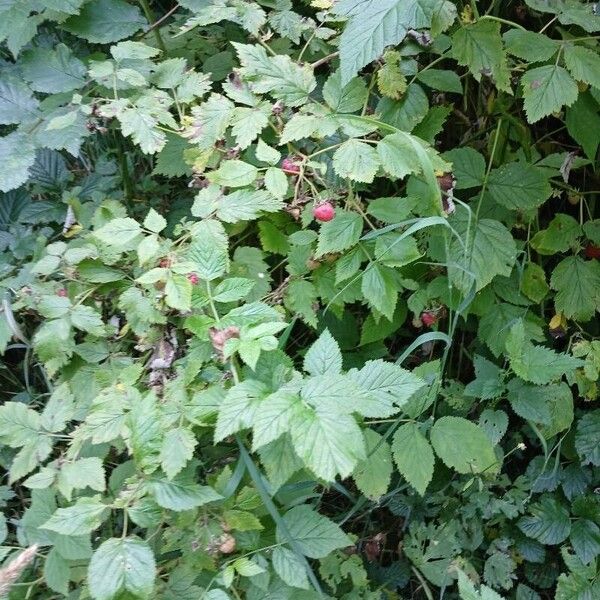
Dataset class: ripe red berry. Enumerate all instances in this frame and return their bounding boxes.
[584,244,600,259]
[187,273,200,285]
[313,202,335,222]
[57,288,68,297]
[281,157,300,175]
[421,311,437,327]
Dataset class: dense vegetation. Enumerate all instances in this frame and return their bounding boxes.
[1,0,600,598]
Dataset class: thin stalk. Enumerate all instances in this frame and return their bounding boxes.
[138,0,167,53]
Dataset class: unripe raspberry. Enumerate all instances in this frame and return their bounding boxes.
[187,273,200,285]
[57,288,68,297]
[313,202,335,222]
[281,157,300,174]
[584,244,600,259]
[421,311,437,327]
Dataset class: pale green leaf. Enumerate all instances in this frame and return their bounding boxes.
[332,139,380,183]
[303,329,343,376]
[315,211,362,257]
[0,131,36,192]
[353,429,392,500]
[41,496,107,536]
[289,404,365,480]
[392,422,435,495]
[88,537,156,600]
[160,427,197,480]
[278,505,352,558]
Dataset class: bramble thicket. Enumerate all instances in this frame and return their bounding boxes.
[0,1,600,598]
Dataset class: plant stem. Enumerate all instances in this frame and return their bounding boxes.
[138,0,167,53]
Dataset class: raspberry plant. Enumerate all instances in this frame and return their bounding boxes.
[1,1,600,599]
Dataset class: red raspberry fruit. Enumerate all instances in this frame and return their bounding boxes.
[187,273,200,285]
[281,157,300,175]
[57,288,68,297]
[313,202,336,222]
[421,311,437,327]
[584,244,600,259]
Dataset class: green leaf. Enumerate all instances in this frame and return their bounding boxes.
[377,50,408,99]
[452,20,510,91]
[70,305,105,336]
[530,214,582,255]
[336,0,445,84]
[256,139,281,164]
[153,133,193,177]
[165,274,192,311]
[215,380,268,442]
[95,217,141,245]
[278,505,352,558]
[315,211,362,257]
[377,83,429,131]
[303,329,343,376]
[443,147,485,189]
[217,189,283,223]
[149,475,223,511]
[522,65,578,123]
[430,416,499,474]
[566,92,600,160]
[88,537,156,600]
[575,411,600,466]
[233,43,316,106]
[289,404,365,480]
[0,131,36,192]
[21,44,86,93]
[518,495,571,545]
[118,106,166,154]
[57,457,105,500]
[417,69,463,94]
[160,427,197,479]
[333,139,380,183]
[207,160,258,187]
[189,219,229,280]
[63,0,146,43]
[323,70,368,113]
[361,264,399,320]
[44,547,70,595]
[503,29,559,62]
[505,321,583,384]
[0,77,39,124]
[143,208,167,233]
[550,257,600,321]
[350,359,426,417]
[570,519,600,564]
[272,546,309,589]
[0,401,41,447]
[564,44,600,89]
[392,422,435,495]
[213,277,255,302]
[377,133,421,179]
[187,93,234,149]
[264,167,288,199]
[41,496,107,536]
[487,162,552,210]
[464,355,505,400]
[353,429,392,500]
[446,215,517,293]
[458,570,505,600]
